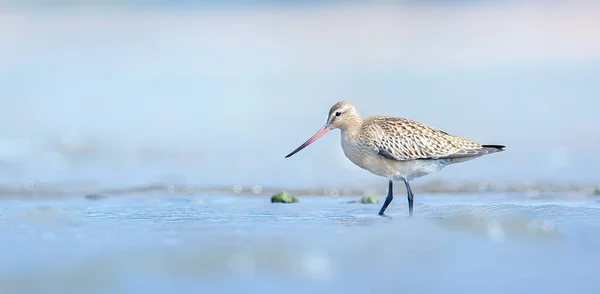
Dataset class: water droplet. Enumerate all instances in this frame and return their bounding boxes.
[233,185,243,193]
[23,182,34,192]
[167,184,176,193]
[525,189,540,198]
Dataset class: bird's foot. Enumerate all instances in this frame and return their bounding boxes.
[378,213,392,218]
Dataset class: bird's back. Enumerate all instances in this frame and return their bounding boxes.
[360,115,502,162]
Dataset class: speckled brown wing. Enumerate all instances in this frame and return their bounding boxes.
[364,116,485,161]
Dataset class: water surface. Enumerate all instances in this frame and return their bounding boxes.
[1,193,599,294]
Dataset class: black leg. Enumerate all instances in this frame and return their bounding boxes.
[378,180,393,216]
[404,180,414,217]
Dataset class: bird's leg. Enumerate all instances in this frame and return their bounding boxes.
[404,180,414,217]
[378,180,393,216]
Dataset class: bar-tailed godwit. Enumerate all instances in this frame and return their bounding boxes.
[285,101,505,216]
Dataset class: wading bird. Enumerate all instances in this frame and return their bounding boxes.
[285,101,504,216]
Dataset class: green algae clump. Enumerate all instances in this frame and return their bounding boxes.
[360,195,380,204]
[345,195,380,204]
[271,192,299,203]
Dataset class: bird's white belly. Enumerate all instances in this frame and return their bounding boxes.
[390,159,446,181]
[349,152,446,181]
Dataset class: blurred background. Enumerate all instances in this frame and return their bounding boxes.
[0,0,599,194]
[2,2,600,294]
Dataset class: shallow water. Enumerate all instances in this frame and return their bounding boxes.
[1,193,599,294]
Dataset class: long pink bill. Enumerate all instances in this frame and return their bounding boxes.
[285,125,330,158]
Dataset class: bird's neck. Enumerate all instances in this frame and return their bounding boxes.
[340,116,363,142]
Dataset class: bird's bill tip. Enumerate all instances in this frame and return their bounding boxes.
[285,125,330,158]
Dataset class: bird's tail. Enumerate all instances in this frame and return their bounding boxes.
[481,144,506,154]
[439,144,505,164]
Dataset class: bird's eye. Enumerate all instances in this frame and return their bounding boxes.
[335,111,342,117]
